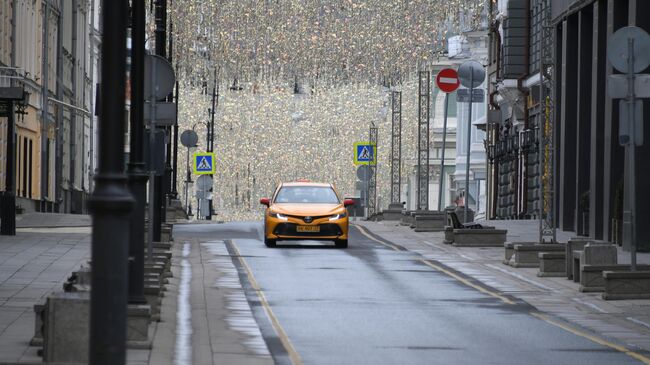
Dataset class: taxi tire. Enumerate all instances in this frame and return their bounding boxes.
[335,239,348,249]
[264,238,277,248]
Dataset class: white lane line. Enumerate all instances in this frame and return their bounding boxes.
[572,297,608,313]
[485,263,553,291]
[627,317,650,330]
[175,242,193,365]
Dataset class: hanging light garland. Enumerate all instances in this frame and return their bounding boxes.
[168,0,487,221]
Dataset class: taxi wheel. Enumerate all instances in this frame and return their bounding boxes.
[335,239,348,249]
[264,238,277,248]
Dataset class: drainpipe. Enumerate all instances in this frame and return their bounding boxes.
[55,0,64,212]
[88,0,95,193]
[70,0,77,210]
[516,0,531,218]
[40,1,49,210]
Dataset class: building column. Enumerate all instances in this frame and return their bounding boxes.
[558,16,578,231]
[574,8,593,236]
[589,0,607,240]
[602,0,628,243]
[632,0,650,251]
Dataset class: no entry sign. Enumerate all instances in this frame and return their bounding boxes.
[435,68,460,93]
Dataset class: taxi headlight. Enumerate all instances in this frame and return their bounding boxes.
[329,212,347,221]
[269,212,289,221]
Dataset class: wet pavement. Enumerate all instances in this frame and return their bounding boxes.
[1,214,649,364]
[174,221,649,365]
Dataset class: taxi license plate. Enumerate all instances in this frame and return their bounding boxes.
[296,225,320,233]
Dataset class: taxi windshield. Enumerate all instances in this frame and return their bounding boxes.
[274,186,340,204]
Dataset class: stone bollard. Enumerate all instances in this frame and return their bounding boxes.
[29,303,45,347]
[43,292,90,363]
[127,304,152,349]
[144,285,163,321]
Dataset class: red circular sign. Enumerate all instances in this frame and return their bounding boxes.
[435,68,460,93]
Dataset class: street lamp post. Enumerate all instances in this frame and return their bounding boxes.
[127,0,148,306]
[87,1,134,363]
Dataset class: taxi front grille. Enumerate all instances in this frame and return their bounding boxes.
[273,223,342,237]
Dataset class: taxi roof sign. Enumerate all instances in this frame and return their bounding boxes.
[353,142,376,166]
[193,152,216,175]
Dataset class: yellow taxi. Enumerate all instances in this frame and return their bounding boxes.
[260,181,354,248]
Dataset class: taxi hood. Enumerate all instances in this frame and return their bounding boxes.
[270,203,343,216]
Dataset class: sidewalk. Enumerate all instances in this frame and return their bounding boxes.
[0,213,269,365]
[0,213,92,363]
[354,219,650,352]
[0,213,162,364]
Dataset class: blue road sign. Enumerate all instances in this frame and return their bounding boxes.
[193,152,216,175]
[354,142,376,165]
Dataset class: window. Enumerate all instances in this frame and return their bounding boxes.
[274,186,340,204]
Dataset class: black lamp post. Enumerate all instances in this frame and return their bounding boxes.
[88,0,134,363]
[126,0,148,306]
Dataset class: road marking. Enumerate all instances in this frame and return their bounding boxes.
[230,240,303,365]
[572,297,608,313]
[485,263,554,291]
[354,224,650,362]
[175,242,193,365]
[532,312,650,365]
[353,224,402,251]
[353,224,515,305]
[627,317,650,330]
[418,259,516,305]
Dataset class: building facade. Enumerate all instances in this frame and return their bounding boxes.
[0,0,98,215]
[487,0,650,251]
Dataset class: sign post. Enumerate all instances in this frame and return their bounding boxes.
[435,68,460,211]
[606,26,650,271]
[180,130,198,216]
[457,60,486,223]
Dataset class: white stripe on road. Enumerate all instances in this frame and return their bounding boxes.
[572,297,608,313]
[439,77,458,84]
[485,263,553,291]
[627,317,650,330]
[175,242,193,365]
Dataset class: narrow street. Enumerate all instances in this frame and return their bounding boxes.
[173,222,644,365]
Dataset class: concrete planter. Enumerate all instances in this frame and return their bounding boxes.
[510,244,564,268]
[452,229,507,247]
[414,211,446,232]
[537,252,567,277]
[580,264,650,292]
[565,238,593,280]
[382,203,404,221]
[504,242,536,265]
[602,271,650,300]
[572,243,617,283]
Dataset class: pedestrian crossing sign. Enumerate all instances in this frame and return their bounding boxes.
[353,142,376,166]
[193,152,216,175]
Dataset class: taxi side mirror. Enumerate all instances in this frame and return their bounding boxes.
[343,199,355,207]
[260,198,270,206]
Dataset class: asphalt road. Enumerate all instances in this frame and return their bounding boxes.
[176,221,646,365]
